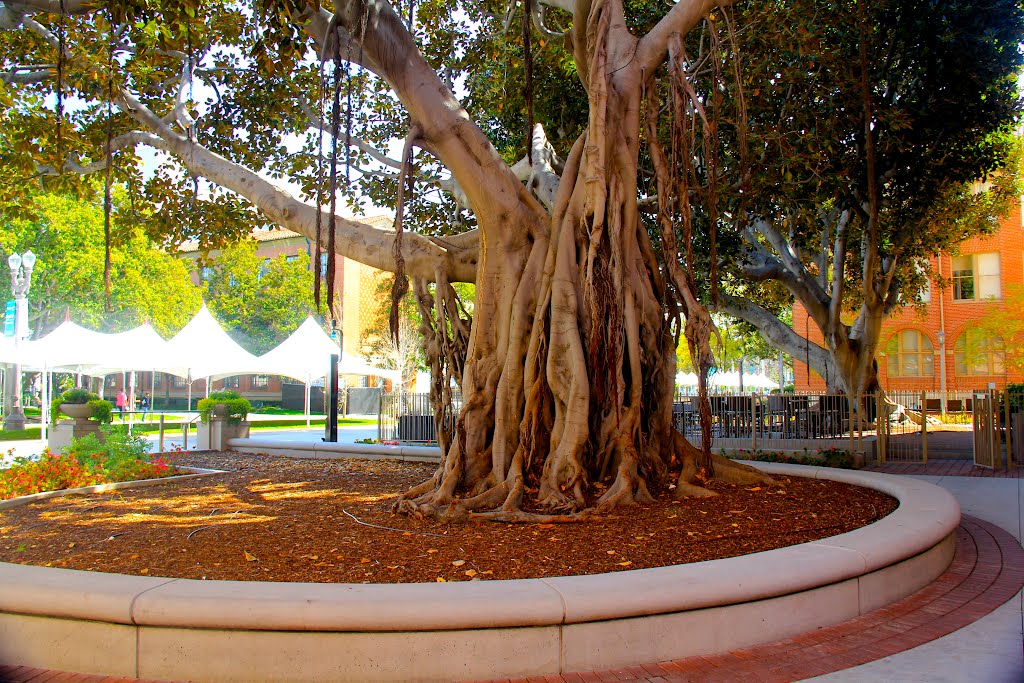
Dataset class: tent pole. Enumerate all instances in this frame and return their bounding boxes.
[305,377,310,429]
[40,363,48,444]
[129,371,136,430]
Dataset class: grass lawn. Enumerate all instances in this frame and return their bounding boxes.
[0,427,42,442]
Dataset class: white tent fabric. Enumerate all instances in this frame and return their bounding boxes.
[84,323,175,375]
[742,372,780,390]
[675,371,699,386]
[163,303,261,380]
[18,320,110,371]
[258,316,400,381]
[257,317,340,382]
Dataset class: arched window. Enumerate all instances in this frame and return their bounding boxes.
[884,330,934,377]
[955,329,1005,376]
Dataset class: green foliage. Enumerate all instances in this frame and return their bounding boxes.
[87,399,114,425]
[202,239,317,354]
[197,390,251,423]
[1,426,179,500]
[58,388,97,404]
[0,192,203,338]
[731,447,856,469]
[51,388,110,424]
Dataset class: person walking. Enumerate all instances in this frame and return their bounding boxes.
[115,389,128,420]
[140,392,151,417]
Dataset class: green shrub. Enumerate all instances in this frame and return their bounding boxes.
[87,399,113,424]
[197,390,251,424]
[731,446,856,469]
[1,427,179,500]
[51,388,102,423]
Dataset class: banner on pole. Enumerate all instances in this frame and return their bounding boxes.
[3,300,14,337]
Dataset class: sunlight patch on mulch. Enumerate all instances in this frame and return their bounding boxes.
[0,452,896,583]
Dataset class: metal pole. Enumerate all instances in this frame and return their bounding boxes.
[921,390,928,465]
[159,413,165,452]
[326,353,338,442]
[1004,389,1012,470]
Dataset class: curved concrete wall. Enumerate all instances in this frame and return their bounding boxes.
[0,464,960,682]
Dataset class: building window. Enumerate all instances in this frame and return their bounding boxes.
[955,329,1005,376]
[952,253,1001,300]
[251,375,270,389]
[286,254,298,263]
[258,258,270,280]
[320,253,328,277]
[223,376,239,389]
[172,375,187,388]
[884,330,934,378]
[200,266,212,282]
[153,374,162,388]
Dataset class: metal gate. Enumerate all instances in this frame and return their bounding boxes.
[972,390,1000,469]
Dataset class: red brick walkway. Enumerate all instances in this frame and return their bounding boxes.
[2,516,1021,683]
[864,460,1024,478]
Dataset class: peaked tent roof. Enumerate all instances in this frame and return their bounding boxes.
[18,321,110,370]
[84,323,176,376]
[258,316,399,382]
[163,303,262,379]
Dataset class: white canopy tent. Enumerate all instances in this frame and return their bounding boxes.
[258,316,399,426]
[3,304,402,431]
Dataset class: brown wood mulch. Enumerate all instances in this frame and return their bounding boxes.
[0,452,897,584]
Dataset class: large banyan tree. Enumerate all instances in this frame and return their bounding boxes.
[0,0,848,518]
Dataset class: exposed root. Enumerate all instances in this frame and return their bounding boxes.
[467,510,588,524]
[673,430,777,498]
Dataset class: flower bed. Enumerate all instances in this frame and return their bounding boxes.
[0,428,180,501]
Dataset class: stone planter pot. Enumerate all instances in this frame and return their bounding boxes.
[211,403,230,418]
[59,403,93,420]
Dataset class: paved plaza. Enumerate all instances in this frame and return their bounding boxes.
[0,433,1021,682]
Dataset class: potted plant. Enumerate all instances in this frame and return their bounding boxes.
[197,390,252,451]
[51,388,113,423]
[197,390,251,424]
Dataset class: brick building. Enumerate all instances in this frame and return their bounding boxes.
[103,218,396,408]
[793,203,1024,393]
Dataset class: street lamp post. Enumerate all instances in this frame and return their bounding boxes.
[3,250,36,431]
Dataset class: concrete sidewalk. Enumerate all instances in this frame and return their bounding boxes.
[808,473,1023,682]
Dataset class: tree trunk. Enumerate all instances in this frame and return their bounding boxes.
[397,0,774,520]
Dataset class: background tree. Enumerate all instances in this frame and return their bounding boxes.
[707,0,1023,398]
[202,240,317,354]
[0,190,202,338]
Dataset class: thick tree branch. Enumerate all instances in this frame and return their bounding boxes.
[717,293,835,379]
[333,0,548,240]
[637,0,723,73]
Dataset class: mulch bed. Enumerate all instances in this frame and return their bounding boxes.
[0,452,897,583]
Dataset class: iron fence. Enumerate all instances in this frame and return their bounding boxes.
[376,388,1022,470]
[379,392,461,443]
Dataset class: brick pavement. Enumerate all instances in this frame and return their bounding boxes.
[2,515,1020,683]
[865,460,1024,478]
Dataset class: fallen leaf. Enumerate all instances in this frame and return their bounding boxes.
[538,523,555,529]
[68,543,76,548]
[452,559,466,567]
[140,568,149,574]
[549,537,560,542]
[606,550,616,555]
[243,551,257,562]
[387,565,399,570]
[360,558,371,563]
[617,561,632,567]
[427,549,438,554]
[403,532,413,536]
[436,577,446,582]
[464,569,478,577]
[481,570,494,575]
[746,487,762,492]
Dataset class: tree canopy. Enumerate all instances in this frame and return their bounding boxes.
[202,239,317,354]
[0,191,202,338]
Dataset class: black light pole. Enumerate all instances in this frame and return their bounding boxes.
[325,319,340,442]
